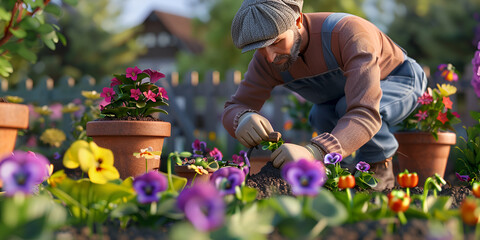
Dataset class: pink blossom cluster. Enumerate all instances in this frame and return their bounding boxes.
[472,42,480,97]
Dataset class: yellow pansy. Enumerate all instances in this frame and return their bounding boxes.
[5,96,24,103]
[187,165,208,175]
[436,84,457,97]
[62,103,81,113]
[81,90,101,100]
[87,142,119,184]
[34,105,53,116]
[40,128,66,147]
[133,147,161,159]
[63,140,95,172]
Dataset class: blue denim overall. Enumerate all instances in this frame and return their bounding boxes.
[281,13,427,163]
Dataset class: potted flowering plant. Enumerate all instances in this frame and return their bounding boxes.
[394,63,461,184]
[86,66,171,179]
[168,139,249,186]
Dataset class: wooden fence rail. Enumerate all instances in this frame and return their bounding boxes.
[1,68,479,158]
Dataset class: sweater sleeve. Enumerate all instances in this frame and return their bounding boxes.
[222,52,283,138]
[311,17,383,157]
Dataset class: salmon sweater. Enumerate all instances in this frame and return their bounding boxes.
[222,12,405,158]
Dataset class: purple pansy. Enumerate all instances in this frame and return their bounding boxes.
[210,167,245,196]
[324,152,342,165]
[177,183,225,232]
[142,69,166,83]
[208,147,223,161]
[192,139,207,157]
[472,42,480,97]
[281,158,327,197]
[0,151,49,196]
[133,171,168,204]
[455,173,471,182]
[126,66,142,81]
[355,161,370,172]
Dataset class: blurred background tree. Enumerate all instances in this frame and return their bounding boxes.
[25,0,146,83]
[387,0,480,73]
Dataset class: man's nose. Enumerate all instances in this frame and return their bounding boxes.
[260,47,276,63]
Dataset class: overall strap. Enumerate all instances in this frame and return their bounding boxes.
[322,13,352,71]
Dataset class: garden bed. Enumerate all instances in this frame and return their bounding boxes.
[51,161,475,239]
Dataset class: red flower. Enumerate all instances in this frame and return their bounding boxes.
[338,175,355,189]
[437,112,449,124]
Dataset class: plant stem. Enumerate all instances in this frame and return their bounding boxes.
[346,188,353,212]
[308,218,327,239]
[145,158,148,173]
[397,212,407,225]
[167,156,175,193]
[406,187,410,197]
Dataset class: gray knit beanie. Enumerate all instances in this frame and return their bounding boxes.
[231,0,303,53]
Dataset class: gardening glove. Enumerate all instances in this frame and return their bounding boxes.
[271,143,325,169]
[235,112,274,148]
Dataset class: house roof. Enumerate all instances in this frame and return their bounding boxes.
[151,11,204,54]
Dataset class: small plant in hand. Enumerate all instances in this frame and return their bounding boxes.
[399,63,461,140]
[100,66,169,119]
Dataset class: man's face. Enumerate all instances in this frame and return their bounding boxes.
[258,28,302,71]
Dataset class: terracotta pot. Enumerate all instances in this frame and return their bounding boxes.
[86,120,171,179]
[394,131,456,185]
[0,103,29,158]
[174,165,215,186]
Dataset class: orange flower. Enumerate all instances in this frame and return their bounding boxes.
[283,120,293,131]
[442,97,452,109]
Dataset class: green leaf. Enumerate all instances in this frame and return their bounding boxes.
[143,108,168,116]
[311,190,348,225]
[239,186,257,203]
[110,202,139,218]
[0,57,13,77]
[44,4,62,17]
[20,16,41,30]
[63,0,79,5]
[57,32,67,46]
[0,7,10,21]
[159,172,187,192]
[37,24,55,34]
[17,46,37,63]
[9,28,27,38]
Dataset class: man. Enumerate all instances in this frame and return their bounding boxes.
[221,0,427,190]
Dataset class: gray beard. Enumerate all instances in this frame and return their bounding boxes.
[272,29,302,72]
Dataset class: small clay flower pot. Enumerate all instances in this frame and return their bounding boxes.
[174,165,215,186]
[0,103,29,158]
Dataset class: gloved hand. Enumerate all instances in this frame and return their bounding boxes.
[235,112,274,148]
[271,143,325,168]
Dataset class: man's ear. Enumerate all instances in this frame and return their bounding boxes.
[296,14,303,29]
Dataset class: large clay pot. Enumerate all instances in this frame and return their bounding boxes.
[86,120,171,179]
[174,165,215,186]
[0,103,29,158]
[394,131,456,185]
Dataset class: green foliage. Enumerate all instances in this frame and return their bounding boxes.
[25,0,145,83]
[387,0,480,72]
[0,193,67,240]
[0,0,77,78]
[455,111,480,183]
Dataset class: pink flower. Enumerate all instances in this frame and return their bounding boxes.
[100,87,115,103]
[414,110,428,121]
[130,88,142,101]
[158,87,169,100]
[49,103,63,121]
[142,69,165,83]
[110,77,122,87]
[418,92,433,105]
[126,66,142,81]
[143,90,157,102]
[452,112,460,118]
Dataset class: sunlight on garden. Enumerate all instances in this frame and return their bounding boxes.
[1,0,480,239]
